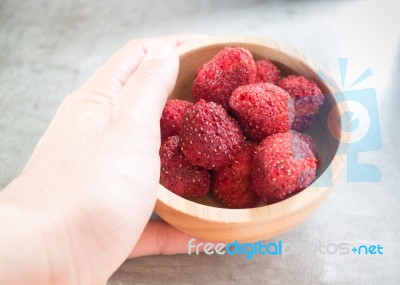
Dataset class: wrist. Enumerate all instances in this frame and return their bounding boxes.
[0,176,79,285]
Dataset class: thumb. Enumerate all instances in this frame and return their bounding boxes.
[117,41,179,126]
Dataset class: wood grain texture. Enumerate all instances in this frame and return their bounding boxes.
[155,36,347,243]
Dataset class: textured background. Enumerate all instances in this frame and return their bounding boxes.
[0,0,399,284]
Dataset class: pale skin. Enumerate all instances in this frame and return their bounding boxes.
[0,35,206,285]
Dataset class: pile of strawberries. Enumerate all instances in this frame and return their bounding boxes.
[159,47,324,208]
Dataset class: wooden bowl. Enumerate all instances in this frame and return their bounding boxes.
[155,36,346,243]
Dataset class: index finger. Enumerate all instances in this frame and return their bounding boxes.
[82,34,208,94]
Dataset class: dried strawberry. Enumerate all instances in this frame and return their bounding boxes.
[212,141,260,208]
[160,99,193,140]
[251,131,318,204]
[193,47,256,109]
[254,59,281,84]
[160,136,210,198]
[180,100,245,170]
[229,83,295,142]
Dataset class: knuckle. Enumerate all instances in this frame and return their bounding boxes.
[137,63,166,82]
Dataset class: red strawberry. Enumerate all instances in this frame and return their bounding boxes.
[291,114,315,132]
[193,47,256,109]
[293,131,318,158]
[254,59,281,84]
[278,75,324,115]
[160,99,193,140]
[229,83,295,142]
[160,136,210,198]
[180,100,245,170]
[251,131,318,204]
[212,141,260,208]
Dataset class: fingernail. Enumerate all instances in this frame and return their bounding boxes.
[144,42,174,61]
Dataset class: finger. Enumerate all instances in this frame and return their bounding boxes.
[115,41,179,127]
[82,34,207,96]
[129,220,206,258]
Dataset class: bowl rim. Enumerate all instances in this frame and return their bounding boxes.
[156,35,348,225]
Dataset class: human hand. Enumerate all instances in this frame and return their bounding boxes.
[0,34,204,285]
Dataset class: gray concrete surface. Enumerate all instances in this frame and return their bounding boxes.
[1,0,399,284]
